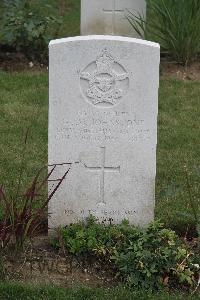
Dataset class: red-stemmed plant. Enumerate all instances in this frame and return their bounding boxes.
[0,164,72,250]
[0,129,73,250]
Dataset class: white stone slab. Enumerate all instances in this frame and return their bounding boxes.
[81,0,146,37]
[48,36,160,230]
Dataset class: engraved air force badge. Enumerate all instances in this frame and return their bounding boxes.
[80,49,129,107]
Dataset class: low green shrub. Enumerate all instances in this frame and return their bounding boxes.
[126,0,200,65]
[0,0,62,62]
[53,217,199,290]
[54,215,123,257]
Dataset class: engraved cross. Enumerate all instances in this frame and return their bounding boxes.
[103,0,125,35]
[84,147,120,205]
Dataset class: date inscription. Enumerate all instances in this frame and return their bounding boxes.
[55,110,151,143]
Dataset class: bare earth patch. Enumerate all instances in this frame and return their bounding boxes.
[0,50,46,72]
[0,50,200,80]
[161,61,200,80]
[3,236,118,288]
[3,235,199,290]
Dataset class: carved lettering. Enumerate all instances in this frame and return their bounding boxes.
[55,110,150,144]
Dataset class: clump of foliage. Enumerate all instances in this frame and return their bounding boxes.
[0,0,62,62]
[126,0,200,65]
[54,215,124,257]
[53,216,199,290]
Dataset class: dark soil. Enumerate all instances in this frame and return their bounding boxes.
[0,50,46,72]
[0,49,200,80]
[3,236,118,288]
[161,60,200,80]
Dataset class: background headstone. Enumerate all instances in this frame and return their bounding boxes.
[81,0,146,37]
[48,36,160,231]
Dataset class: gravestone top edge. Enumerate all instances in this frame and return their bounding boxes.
[49,35,160,49]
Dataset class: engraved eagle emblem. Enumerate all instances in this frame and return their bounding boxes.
[80,49,129,106]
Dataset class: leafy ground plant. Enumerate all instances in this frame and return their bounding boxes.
[126,0,200,65]
[0,0,62,62]
[53,217,199,291]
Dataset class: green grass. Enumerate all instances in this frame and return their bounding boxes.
[0,71,199,232]
[0,71,48,189]
[0,282,199,300]
[57,0,80,37]
[156,78,200,232]
[46,0,80,37]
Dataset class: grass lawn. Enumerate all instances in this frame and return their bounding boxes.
[58,0,80,37]
[0,282,199,300]
[0,71,199,232]
[0,71,48,192]
[49,0,80,37]
[156,77,200,232]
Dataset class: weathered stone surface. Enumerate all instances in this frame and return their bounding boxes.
[48,36,160,230]
[81,0,146,37]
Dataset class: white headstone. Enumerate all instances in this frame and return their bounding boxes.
[81,0,146,37]
[48,36,160,231]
